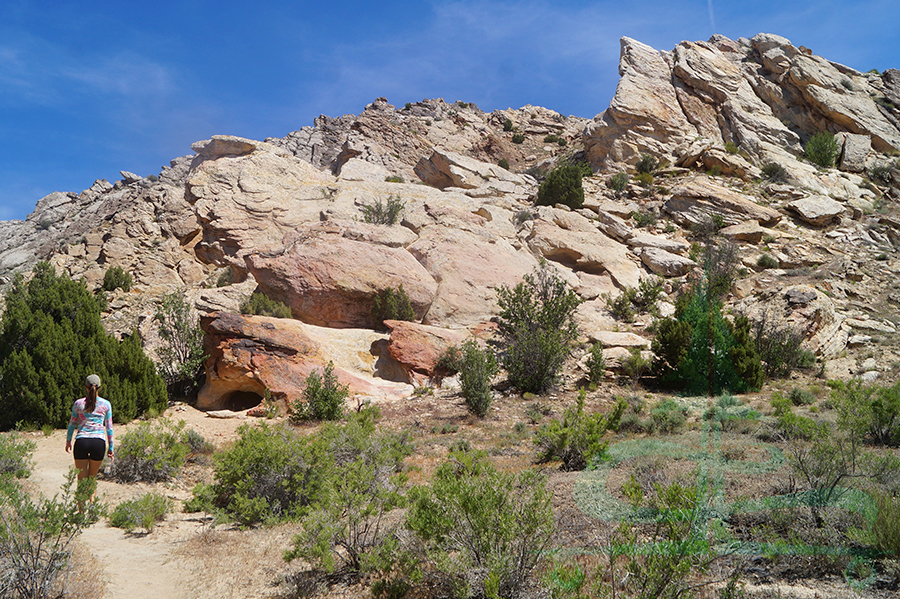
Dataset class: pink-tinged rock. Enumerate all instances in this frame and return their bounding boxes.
[246,227,437,329]
[197,312,411,411]
[406,227,538,327]
[384,320,468,377]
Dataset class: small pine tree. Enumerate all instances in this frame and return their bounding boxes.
[0,262,165,428]
[240,291,292,318]
[535,164,584,209]
[457,340,498,417]
[290,361,348,421]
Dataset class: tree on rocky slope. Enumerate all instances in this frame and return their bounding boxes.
[0,262,166,429]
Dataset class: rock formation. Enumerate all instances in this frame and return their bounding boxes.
[1,34,899,410]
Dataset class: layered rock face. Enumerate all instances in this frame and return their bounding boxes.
[2,35,900,410]
[585,34,900,178]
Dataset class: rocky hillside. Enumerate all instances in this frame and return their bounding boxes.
[1,32,900,412]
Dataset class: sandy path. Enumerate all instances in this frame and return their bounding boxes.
[28,429,197,599]
[24,407,253,599]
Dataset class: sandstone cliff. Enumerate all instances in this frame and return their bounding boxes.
[1,34,899,412]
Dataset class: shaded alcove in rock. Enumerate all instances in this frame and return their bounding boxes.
[223,390,264,411]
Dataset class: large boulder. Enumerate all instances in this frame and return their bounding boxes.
[525,219,642,289]
[664,177,782,227]
[406,226,537,326]
[198,312,412,411]
[787,195,845,227]
[384,320,469,380]
[246,224,437,329]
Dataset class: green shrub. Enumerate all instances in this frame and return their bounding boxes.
[804,131,839,168]
[284,409,413,574]
[632,210,656,228]
[101,265,133,292]
[831,379,900,446]
[606,277,664,323]
[703,394,760,432]
[109,419,192,483]
[362,195,405,225]
[761,161,788,182]
[503,118,514,132]
[750,314,813,379]
[215,267,235,287]
[652,279,762,395]
[495,261,582,394]
[543,134,559,143]
[605,288,636,322]
[756,253,779,269]
[635,171,654,186]
[870,163,894,185]
[240,290,292,318]
[456,340,499,418]
[0,471,103,599]
[406,450,554,598]
[290,361,348,422]
[635,153,659,174]
[789,387,816,406]
[0,433,35,479]
[585,342,606,385]
[512,133,525,144]
[0,262,166,429]
[535,164,584,209]
[725,141,739,154]
[606,474,717,599]
[498,158,510,170]
[371,285,415,330]
[650,399,688,433]
[109,492,171,533]
[608,172,629,193]
[154,290,206,398]
[187,421,322,525]
[535,391,625,470]
[384,175,404,183]
[872,490,900,556]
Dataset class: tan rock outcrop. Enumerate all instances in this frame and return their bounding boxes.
[664,177,782,227]
[198,312,411,410]
[246,225,437,329]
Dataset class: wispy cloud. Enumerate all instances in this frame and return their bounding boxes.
[0,31,177,108]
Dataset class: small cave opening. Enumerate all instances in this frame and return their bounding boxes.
[223,390,264,412]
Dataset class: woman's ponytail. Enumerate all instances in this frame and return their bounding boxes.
[85,384,98,413]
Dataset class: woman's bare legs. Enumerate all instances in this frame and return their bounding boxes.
[73,458,103,501]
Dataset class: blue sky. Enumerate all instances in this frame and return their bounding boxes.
[1,0,897,221]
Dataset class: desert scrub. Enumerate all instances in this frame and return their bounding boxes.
[804,131,839,168]
[605,277,664,322]
[756,253,779,270]
[608,172,629,194]
[0,432,35,479]
[361,195,405,225]
[0,471,103,599]
[108,419,193,483]
[495,260,582,394]
[101,265,133,292]
[535,164,584,209]
[534,391,626,470]
[511,132,525,144]
[585,342,606,385]
[455,340,499,418]
[406,449,554,598]
[761,161,788,182]
[187,422,322,525]
[284,408,413,574]
[240,290,292,318]
[635,153,659,174]
[109,492,171,533]
[290,361,348,422]
[371,285,415,330]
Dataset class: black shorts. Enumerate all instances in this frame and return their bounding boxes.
[73,438,107,461]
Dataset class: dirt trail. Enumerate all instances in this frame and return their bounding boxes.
[24,407,254,599]
[29,429,196,599]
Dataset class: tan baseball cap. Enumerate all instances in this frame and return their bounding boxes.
[86,374,101,387]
